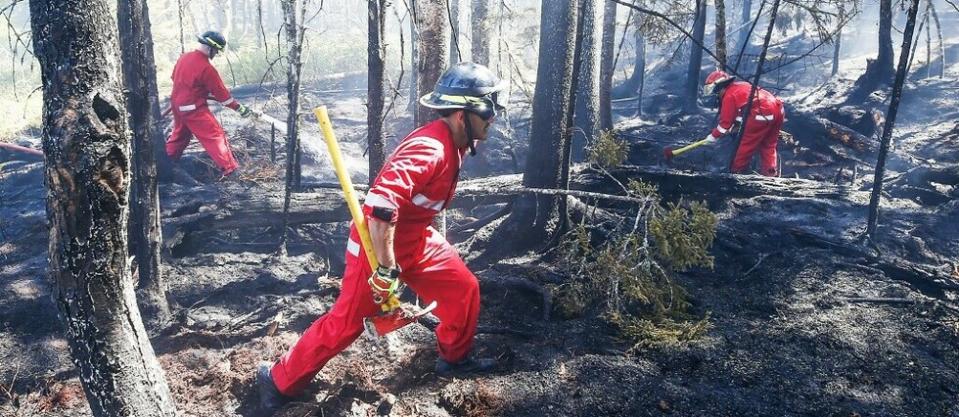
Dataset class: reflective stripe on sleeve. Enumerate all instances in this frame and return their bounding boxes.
[412,194,445,211]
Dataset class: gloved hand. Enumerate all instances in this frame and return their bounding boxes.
[236,103,253,118]
[702,134,718,146]
[369,265,402,312]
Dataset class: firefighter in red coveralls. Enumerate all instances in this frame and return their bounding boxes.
[166,31,253,179]
[702,70,785,176]
[255,62,508,413]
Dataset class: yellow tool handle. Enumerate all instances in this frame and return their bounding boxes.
[314,106,379,271]
[672,138,711,157]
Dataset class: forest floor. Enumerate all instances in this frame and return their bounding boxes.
[1,71,958,417]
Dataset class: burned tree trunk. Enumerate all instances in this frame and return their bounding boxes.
[29,0,177,415]
[471,0,493,65]
[848,0,895,100]
[368,0,387,181]
[832,4,843,76]
[117,0,170,327]
[414,0,449,127]
[715,0,728,70]
[930,3,944,78]
[449,0,461,63]
[509,0,578,241]
[599,0,616,131]
[683,0,707,113]
[572,0,603,162]
[280,0,307,254]
[867,0,922,238]
[739,0,751,50]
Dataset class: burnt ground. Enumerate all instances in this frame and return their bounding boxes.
[1,71,958,417]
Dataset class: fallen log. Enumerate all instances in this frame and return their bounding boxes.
[783,105,877,163]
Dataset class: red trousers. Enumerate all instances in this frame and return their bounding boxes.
[270,225,480,396]
[731,105,785,177]
[165,108,238,174]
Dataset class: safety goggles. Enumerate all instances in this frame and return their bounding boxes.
[472,91,508,121]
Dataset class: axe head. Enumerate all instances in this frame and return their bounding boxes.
[367,301,438,337]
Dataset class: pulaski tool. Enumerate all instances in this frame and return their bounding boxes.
[663,137,713,161]
[314,106,436,336]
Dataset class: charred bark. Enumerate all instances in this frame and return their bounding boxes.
[449,0,461,63]
[280,0,307,254]
[848,0,895,101]
[715,0,728,70]
[471,0,493,65]
[118,0,170,327]
[572,0,603,162]
[599,0,616,131]
[831,5,843,76]
[414,0,450,127]
[683,0,707,113]
[867,0,922,238]
[508,0,578,242]
[368,0,387,181]
[29,0,178,415]
[930,3,944,78]
[739,0,751,50]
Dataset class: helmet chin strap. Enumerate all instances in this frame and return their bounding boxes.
[463,111,477,156]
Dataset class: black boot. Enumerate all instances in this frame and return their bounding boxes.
[256,362,291,413]
[435,356,497,377]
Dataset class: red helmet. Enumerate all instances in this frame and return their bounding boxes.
[703,70,734,96]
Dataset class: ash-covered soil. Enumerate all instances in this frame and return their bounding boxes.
[1,72,958,417]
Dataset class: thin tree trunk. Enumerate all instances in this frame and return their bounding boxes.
[925,5,931,79]
[510,0,578,241]
[715,0,728,70]
[739,0,751,50]
[867,0,922,238]
[408,1,418,112]
[449,0,461,63]
[877,0,894,75]
[683,0,707,112]
[280,0,305,254]
[599,0,616,131]
[930,2,944,78]
[732,0,781,172]
[414,0,450,127]
[832,4,843,76]
[471,0,492,65]
[368,0,387,181]
[29,0,177,415]
[905,8,926,76]
[573,0,602,162]
[635,28,646,116]
[118,0,170,328]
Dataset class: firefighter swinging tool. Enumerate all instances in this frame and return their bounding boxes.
[313,106,437,337]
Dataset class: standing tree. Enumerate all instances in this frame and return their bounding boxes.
[715,0,728,69]
[683,0,707,112]
[449,0,461,63]
[572,0,603,162]
[599,0,617,131]
[509,0,579,242]
[471,0,493,65]
[867,0,922,238]
[739,0,752,50]
[368,0,387,181]
[29,0,178,415]
[848,0,895,100]
[414,0,450,127]
[831,3,844,76]
[118,0,170,328]
[279,0,308,254]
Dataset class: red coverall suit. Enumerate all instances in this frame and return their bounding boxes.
[270,119,480,396]
[710,81,785,176]
[166,50,241,174]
